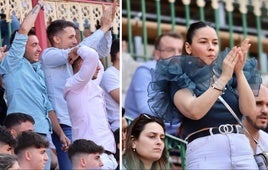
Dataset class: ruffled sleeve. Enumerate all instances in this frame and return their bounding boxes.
[148,49,262,123]
[147,55,213,123]
[243,57,262,96]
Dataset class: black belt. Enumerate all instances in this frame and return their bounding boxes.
[104,150,114,155]
[185,124,244,144]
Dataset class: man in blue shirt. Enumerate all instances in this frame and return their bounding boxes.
[0,0,69,150]
[41,2,117,169]
[124,32,184,136]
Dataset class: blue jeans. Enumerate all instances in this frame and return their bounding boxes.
[52,124,72,170]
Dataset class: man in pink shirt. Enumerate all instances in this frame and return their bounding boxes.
[64,45,117,169]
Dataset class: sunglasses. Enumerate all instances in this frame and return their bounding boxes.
[140,113,152,119]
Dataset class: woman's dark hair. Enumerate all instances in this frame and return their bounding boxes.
[182,21,215,54]
[0,153,18,170]
[123,114,168,169]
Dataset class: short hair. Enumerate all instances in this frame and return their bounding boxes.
[110,38,119,63]
[0,153,18,170]
[0,14,6,20]
[68,139,104,160]
[0,126,16,148]
[14,131,49,155]
[154,32,183,50]
[4,113,35,129]
[10,29,36,47]
[47,20,75,46]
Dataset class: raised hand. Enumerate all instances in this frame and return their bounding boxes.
[220,46,239,83]
[234,39,251,74]
[99,0,117,32]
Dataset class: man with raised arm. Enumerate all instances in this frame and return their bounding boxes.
[0,1,69,169]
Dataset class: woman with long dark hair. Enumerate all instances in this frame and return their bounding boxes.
[123,114,168,169]
[148,21,261,169]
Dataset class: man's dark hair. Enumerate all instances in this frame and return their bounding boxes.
[14,131,49,155]
[110,38,119,63]
[0,153,18,170]
[3,113,35,129]
[0,14,6,20]
[0,126,16,148]
[9,29,36,47]
[68,139,104,160]
[46,20,75,46]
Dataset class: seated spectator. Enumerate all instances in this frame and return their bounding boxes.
[4,113,58,170]
[68,139,104,169]
[0,153,20,170]
[0,126,16,154]
[242,84,268,153]
[122,114,168,169]
[14,131,49,170]
[124,32,183,136]
[3,112,34,138]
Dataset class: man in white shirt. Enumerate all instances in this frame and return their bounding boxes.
[101,38,120,132]
[64,45,117,169]
[243,84,268,154]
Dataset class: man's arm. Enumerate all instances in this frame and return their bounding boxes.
[18,0,44,35]
[110,88,120,103]
[80,1,117,58]
[48,110,70,151]
[96,1,117,58]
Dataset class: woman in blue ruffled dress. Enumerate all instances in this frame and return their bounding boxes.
[148,21,261,169]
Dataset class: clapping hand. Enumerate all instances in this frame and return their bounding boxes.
[234,39,251,74]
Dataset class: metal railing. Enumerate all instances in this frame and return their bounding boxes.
[0,0,120,67]
[0,0,120,46]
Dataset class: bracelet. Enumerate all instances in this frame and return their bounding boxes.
[214,79,225,88]
[37,2,44,10]
[211,84,226,93]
